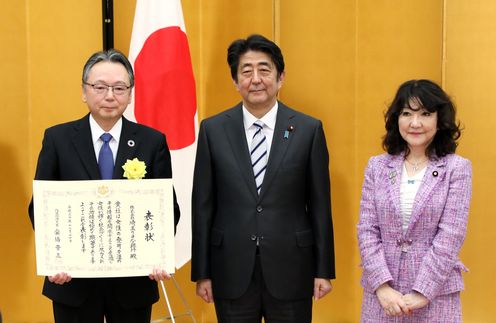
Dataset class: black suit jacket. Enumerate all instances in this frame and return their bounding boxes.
[191,102,335,300]
[28,114,180,308]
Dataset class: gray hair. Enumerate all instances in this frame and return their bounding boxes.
[82,49,134,87]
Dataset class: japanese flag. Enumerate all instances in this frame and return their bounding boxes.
[126,0,197,268]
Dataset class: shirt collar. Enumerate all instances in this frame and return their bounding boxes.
[242,101,278,130]
[89,114,122,144]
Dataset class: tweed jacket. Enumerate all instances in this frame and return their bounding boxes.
[357,153,472,301]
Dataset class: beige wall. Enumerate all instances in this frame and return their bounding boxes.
[1,1,495,322]
[444,2,496,321]
[0,0,33,320]
[278,2,358,321]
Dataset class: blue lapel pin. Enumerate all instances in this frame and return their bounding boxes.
[284,125,294,139]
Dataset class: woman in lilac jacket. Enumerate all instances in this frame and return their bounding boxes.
[358,80,472,322]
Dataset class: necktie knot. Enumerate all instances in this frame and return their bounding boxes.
[253,121,264,137]
[101,133,112,143]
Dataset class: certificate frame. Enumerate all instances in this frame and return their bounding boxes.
[33,179,175,278]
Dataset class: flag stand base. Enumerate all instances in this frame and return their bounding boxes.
[151,275,197,323]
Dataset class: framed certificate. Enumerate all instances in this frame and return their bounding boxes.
[33,179,175,277]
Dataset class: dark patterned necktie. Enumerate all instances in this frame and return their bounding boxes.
[250,121,267,194]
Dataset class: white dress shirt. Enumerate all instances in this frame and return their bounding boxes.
[242,102,278,159]
[89,114,122,164]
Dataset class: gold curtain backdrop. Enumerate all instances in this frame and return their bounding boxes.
[0,1,494,322]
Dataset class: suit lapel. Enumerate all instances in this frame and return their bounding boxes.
[71,115,100,180]
[113,117,138,179]
[406,157,447,233]
[386,154,404,230]
[224,104,259,200]
[259,103,295,199]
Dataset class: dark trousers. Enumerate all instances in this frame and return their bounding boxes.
[52,281,152,323]
[214,255,312,323]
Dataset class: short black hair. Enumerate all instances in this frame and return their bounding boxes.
[227,34,285,82]
[382,79,461,158]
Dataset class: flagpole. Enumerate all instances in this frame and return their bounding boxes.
[160,281,176,323]
[102,0,114,50]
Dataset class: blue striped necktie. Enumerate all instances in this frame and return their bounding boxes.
[250,121,267,194]
[99,133,114,179]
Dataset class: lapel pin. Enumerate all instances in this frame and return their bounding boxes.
[432,171,438,177]
[284,125,294,139]
[127,140,135,147]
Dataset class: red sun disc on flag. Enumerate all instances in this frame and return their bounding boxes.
[134,26,197,150]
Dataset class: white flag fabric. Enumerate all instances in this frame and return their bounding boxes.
[126,0,198,269]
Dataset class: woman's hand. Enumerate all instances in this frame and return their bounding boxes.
[375,283,411,316]
[403,291,429,311]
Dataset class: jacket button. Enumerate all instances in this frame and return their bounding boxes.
[251,235,257,241]
[407,239,413,245]
[256,205,263,213]
[396,239,402,246]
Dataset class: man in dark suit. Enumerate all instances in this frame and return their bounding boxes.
[191,34,335,322]
[28,49,180,323]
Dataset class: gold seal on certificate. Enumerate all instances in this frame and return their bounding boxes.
[96,185,110,197]
[33,179,175,278]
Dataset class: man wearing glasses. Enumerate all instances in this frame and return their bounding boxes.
[28,49,180,323]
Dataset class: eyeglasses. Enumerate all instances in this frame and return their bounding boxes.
[83,82,131,96]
